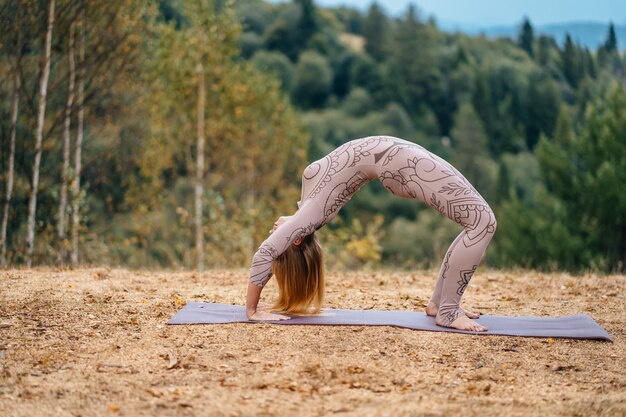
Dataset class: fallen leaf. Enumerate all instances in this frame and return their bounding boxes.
[146,388,161,398]
[348,366,364,374]
[166,351,178,369]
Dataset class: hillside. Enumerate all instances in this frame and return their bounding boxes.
[446,21,626,50]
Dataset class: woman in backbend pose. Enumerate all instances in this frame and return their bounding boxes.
[246,136,497,332]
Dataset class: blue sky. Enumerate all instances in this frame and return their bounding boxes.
[269,0,626,26]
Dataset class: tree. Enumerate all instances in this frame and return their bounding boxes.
[331,52,355,98]
[71,5,85,266]
[449,103,496,199]
[58,17,76,265]
[574,85,626,269]
[603,22,618,53]
[363,2,390,61]
[295,0,317,49]
[292,51,332,108]
[26,0,55,267]
[536,35,556,67]
[536,107,575,203]
[517,17,534,57]
[1,1,23,267]
[535,86,626,271]
[236,0,274,35]
[525,74,561,149]
[195,63,206,271]
[391,5,439,115]
[262,0,318,61]
[238,31,263,59]
[495,160,511,203]
[67,0,150,265]
[251,50,294,91]
[137,0,308,268]
[561,34,582,88]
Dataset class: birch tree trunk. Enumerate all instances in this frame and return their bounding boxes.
[195,63,206,272]
[26,0,56,267]
[71,8,85,265]
[58,20,76,265]
[1,3,22,267]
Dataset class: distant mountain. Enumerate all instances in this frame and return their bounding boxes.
[440,21,626,51]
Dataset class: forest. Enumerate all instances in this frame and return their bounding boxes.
[0,0,624,272]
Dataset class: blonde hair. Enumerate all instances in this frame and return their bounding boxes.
[271,233,324,315]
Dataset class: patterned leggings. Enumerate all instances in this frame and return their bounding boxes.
[378,145,497,325]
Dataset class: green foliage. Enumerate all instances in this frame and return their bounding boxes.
[517,18,534,57]
[292,51,332,108]
[263,9,301,61]
[493,186,584,269]
[561,34,583,88]
[238,32,263,59]
[382,210,459,268]
[236,0,275,35]
[524,72,560,148]
[362,2,390,61]
[499,152,542,202]
[603,23,618,53]
[320,215,384,270]
[251,50,294,91]
[2,0,625,271]
[450,103,497,200]
[390,5,439,115]
[261,0,319,61]
[531,85,626,271]
[574,85,626,269]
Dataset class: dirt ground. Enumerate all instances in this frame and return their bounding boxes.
[0,268,624,417]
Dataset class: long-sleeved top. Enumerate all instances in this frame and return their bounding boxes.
[249,135,468,287]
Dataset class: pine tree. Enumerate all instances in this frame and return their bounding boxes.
[363,2,390,61]
[295,0,317,50]
[536,107,575,200]
[518,17,534,57]
[391,4,437,113]
[575,85,626,269]
[450,103,494,197]
[525,75,561,149]
[536,35,554,66]
[561,34,582,88]
[604,22,617,53]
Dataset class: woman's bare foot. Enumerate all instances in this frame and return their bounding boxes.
[425,302,480,319]
[435,311,488,332]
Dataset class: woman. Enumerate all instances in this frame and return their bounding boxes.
[246,136,496,332]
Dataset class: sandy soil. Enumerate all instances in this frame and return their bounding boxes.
[0,268,624,417]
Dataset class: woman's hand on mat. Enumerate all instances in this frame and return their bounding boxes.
[248,310,291,321]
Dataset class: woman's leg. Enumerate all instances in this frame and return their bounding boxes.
[425,232,480,319]
[434,199,496,331]
[376,144,496,330]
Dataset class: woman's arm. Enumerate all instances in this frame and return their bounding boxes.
[246,202,322,319]
[245,282,289,320]
[249,203,321,287]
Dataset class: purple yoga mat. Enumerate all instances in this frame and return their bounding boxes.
[168,302,612,341]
